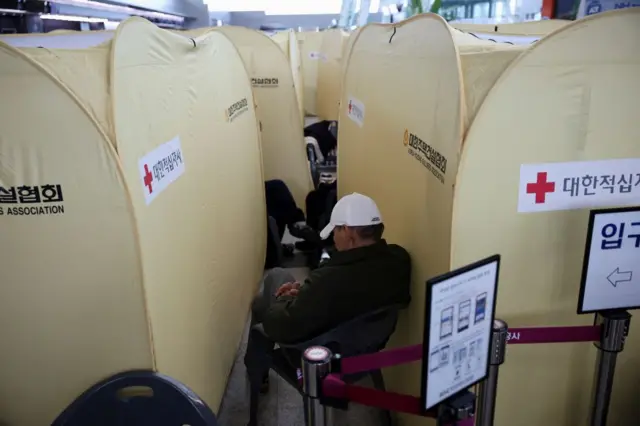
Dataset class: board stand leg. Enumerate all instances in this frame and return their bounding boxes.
[302,347,333,426]
[589,310,631,426]
[476,319,508,426]
[436,389,476,426]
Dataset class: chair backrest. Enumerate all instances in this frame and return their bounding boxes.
[52,370,218,426]
[286,304,406,357]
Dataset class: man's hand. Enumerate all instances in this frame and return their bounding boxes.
[275,282,300,297]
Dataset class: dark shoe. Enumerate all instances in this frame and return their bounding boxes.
[282,243,295,258]
[288,222,321,244]
[294,240,316,252]
[260,374,270,394]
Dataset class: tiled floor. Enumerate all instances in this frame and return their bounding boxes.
[217,232,388,425]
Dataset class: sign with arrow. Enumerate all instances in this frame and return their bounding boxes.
[578,206,640,314]
[607,268,633,288]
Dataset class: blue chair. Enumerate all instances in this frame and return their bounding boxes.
[52,370,218,426]
[247,304,407,426]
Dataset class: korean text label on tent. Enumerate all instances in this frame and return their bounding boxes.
[0,184,65,217]
[518,158,640,213]
[138,136,185,206]
[346,95,365,127]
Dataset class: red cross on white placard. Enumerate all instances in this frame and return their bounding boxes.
[143,164,153,194]
[526,172,555,204]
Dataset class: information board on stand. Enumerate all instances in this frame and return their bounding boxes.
[578,206,640,314]
[420,255,501,412]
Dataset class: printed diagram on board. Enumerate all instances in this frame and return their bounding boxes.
[425,259,499,410]
[432,293,486,380]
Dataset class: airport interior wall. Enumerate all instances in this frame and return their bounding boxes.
[188,25,313,209]
[338,10,640,426]
[0,18,266,426]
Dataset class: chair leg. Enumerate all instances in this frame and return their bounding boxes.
[247,372,261,426]
[370,370,394,426]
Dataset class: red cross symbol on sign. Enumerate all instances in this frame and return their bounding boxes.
[143,164,153,194]
[526,172,555,204]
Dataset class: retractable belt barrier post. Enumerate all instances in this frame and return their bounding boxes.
[589,310,631,426]
[476,319,508,426]
[302,346,333,426]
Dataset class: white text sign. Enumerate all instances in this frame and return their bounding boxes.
[138,136,185,206]
[579,207,640,313]
[518,159,640,213]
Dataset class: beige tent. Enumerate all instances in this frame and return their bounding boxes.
[452,9,640,426]
[297,31,325,116]
[451,19,571,35]
[0,18,266,426]
[338,9,640,426]
[189,25,313,209]
[271,29,291,59]
[270,29,305,122]
[0,30,114,48]
[316,29,350,121]
[289,30,306,124]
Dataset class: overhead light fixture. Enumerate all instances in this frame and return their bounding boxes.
[0,8,27,14]
[50,0,185,23]
[40,13,107,23]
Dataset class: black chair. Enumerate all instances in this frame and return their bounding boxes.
[52,370,218,426]
[247,304,407,426]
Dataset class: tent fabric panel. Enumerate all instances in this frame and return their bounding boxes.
[337,15,464,425]
[0,31,115,48]
[452,19,571,35]
[451,9,640,425]
[112,19,266,413]
[271,30,290,60]
[21,45,116,145]
[459,48,524,132]
[289,30,305,125]
[215,25,313,210]
[316,29,350,121]
[0,43,151,426]
[298,31,324,116]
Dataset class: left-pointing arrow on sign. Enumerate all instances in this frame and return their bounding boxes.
[607,268,633,288]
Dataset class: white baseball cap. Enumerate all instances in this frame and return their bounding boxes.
[320,192,383,240]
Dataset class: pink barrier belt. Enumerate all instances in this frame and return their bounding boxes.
[302,324,601,421]
[322,374,474,425]
[340,325,601,376]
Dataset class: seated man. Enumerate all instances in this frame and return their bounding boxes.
[264,179,318,242]
[246,192,412,391]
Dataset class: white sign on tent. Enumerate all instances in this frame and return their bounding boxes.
[517,158,640,213]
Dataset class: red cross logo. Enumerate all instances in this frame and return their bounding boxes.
[526,172,555,204]
[143,164,153,194]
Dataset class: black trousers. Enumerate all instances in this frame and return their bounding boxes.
[305,181,337,232]
[265,179,305,239]
[244,268,296,376]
